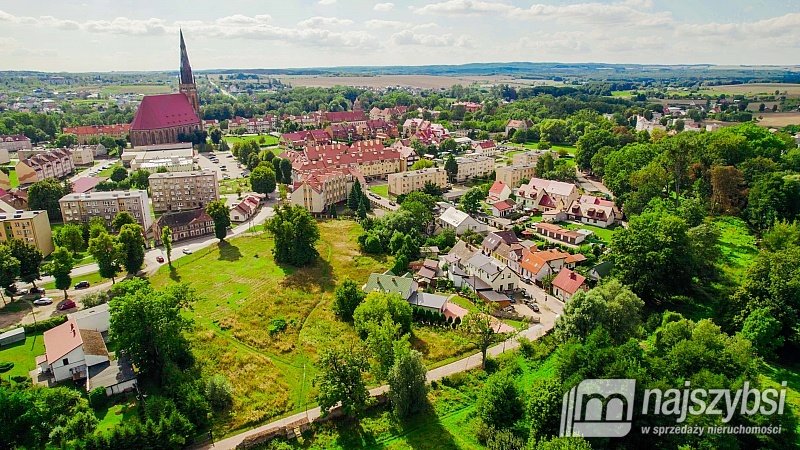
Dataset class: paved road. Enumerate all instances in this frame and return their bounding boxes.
[200,322,552,450]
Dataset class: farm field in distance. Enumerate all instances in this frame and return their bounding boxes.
[273,74,562,90]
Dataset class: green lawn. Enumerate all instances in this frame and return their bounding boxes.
[511,143,577,156]
[97,162,122,178]
[99,84,173,96]
[561,221,616,244]
[219,177,251,195]
[223,134,279,148]
[0,332,44,381]
[8,169,18,188]
[369,184,390,198]
[760,362,800,437]
[94,398,140,435]
[714,216,758,279]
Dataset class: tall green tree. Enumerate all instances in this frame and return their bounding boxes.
[555,279,643,345]
[476,372,524,430]
[461,187,484,214]
[280,158,293,184]
[348,181,364,210]
[0,245,20,303]
[28,178,68,221]
[314,345,370,420]
[110,166,128,182]
[88,231,122,284]
[117,224,146,274]
[249,166,277,197]
[209,128,222,144]
[575,128,618,172]
[353,291,413,337]
[444,154,458,182]
[128,169,151,189]
[49,247,74,300]
[6,239,43,286]
[333,278,365,321]
[205,200,231,242]
[111,211,136,232]
[462,304,504,369]
[265,204,320,266]
[161,226,173,267]
[388,348,428,418]
[57,223,85,255]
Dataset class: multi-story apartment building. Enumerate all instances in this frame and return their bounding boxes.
[512,150,556,166]
[0,134,32,153]
[70,146,95,166]
[290,168,363,214]
[283,141,404,180]
[15,148,74,185]
[59,190,152,231]
[495,164,537,189]
[388,167,448,196]
[62,124,130,144]
[0,210,54,256]
[149,170,219,212]
[455,155,493,182]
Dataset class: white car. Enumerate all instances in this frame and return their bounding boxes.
[33,297,53,306]
[182,248,192,255]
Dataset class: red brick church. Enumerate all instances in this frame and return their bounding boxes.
[130,31,202,147]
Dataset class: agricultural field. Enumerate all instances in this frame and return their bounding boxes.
[149,220,478,436]
[273,75,560,90]
[702,83,800,97]
[755,112,800,127]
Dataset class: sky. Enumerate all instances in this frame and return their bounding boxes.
[0,0,798,72]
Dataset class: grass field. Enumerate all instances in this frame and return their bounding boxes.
[219,177,251,195]
[0,332,44,380]
[42,270,117,291]
[8,169,18,188]
[97,162,121,178]
[701,83,800,97]
[562,221,616,244]
[94,397,139,435]
[223,134,279,148]
[714,216,758,279]
[369,184,390,198]
[99,84,173,96]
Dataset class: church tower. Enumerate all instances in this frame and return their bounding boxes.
[178,29,200,116]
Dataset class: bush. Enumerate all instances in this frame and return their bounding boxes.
[205,374,234,411]
[82,292,109,308]
[24,316,67,334]
[268,318,287,336]
[88,387,108,409]
[0,361,14,373]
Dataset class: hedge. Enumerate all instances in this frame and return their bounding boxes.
[23,316,67,334]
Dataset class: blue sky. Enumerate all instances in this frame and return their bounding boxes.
[0,0,798,71]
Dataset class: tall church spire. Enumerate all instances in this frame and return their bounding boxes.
[179,29,194,85]
[178,30,200,116]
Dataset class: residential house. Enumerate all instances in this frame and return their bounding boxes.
[471,140,498,157]
[388,167,447,196]
[495,164,537,189]
[16,148,74,185]
[463,252,519,293]
[481,231,525,274]
[566,195,621,228]
[487,181,512,203]
[518,248,581,282]
[505,119,533,138]
[517,178,579,213]
[230,194,262,223]
[323,110,368,126]
[489,199,515,218]
[408,292,449,315]
[452,101,482,113]
[70,146,95,166]
[153,208,214,244]
[59,190,152,231]
[363,273,418,300]
[36,317,110,383]
[534,222,587,245]
[415,259,440,286]
[552,268,587,301]
[149,170,219,213]
[0,134,32,154]
[438,207,487,235]
[455,155,493,182]
[279,129,332,149]
[0,210,54,256]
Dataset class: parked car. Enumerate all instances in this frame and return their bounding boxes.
[156,256,165,263]
[74,281,90,289]
[28,287,45,295]
[182,248,192,255]
[58,300,76,311]
[33,297,53,306]
[531,303,540,312]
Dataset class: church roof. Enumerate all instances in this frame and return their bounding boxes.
[131,93,200,131]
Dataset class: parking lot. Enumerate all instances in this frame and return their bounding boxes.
[196,151,247,181]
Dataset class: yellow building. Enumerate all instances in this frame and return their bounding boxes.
[495,164,537,189]
[455,155,493,182]
[0,210,54,256]
[388,167,448,196]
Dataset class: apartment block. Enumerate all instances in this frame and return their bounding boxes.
[291,168,362,214]
[388,167,448,196]
[59,190,152,231]
[15,148,74,185]
[455,155,493,182]
[495,164,537,189]
[512,150,556,166]
[149,170,219,213]
[70,146,95,166]
[0,210,54,256]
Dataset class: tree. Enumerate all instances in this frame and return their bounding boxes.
[209,128,223,145]
[7,239,43,285]
[205,200,231,242]
[88,231,122,284]
[444,154,458,182]
[265,204,320,266]
[527,376,564,442]
[314,345,370,420]
[333,278,366,321]
[462,305,503,369]
[611,211,692,302]
[357,198,368,220]
[575,128,618,172]
[363,316,407,380]
[555,279,643,345]
[353,291,413,337]
[54,133,78,148]
[710,165,744,214]
[58,223,85,255]
[280,158,293,184]
[411,159,435,170]
[28,178,68,221]
[49,247,74,300]
[117,223,146,274]
[461,187,484,213]
[161,226,173,267]
[348,181,364,210]
[271,157,282,180]
[388,348,428,418]
[0,245,20,303]
[128,169,151,189]
[110,281,194,384]
[205,374,233,411]
[111,211,136,232]
[249,166,277,197]
[741,307,784,358]
[110,166,128,182]
[476,373,524,429]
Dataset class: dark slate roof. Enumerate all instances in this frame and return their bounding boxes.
[155,207,211,229]
[408,292,448,310]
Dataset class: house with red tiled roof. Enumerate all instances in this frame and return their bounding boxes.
[566,195,621,228]
[230,194,263,222]
[290,167,365,214]
[488,180,512,203]
[518,248,579,282]
[551,268,587,301]
[130,32,201,148]
[323,110,368,126]
[16,148,74,185]
[283,140,403,180]
[279,129,332,149]
[471,140,497,157]
[36,317,109,383]
[490,199,515,218]
[517,177,579,213]
[0,134,32,155]
[505,119,533,138]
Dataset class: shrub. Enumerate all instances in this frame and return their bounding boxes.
[88,387,108,409]
[24,316,67,333]
[0,361,14,373]
[82,292,109,308]
[205,374,234,411]
[268,318,287,336]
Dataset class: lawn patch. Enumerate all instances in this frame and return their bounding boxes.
[0,332,44,380]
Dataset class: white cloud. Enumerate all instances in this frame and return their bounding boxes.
[412,0,514,16]
[364,19,406,29]
[297,16,354,28]
[373,2,394,11]
[318,0,337,4]
[390,30,473,48]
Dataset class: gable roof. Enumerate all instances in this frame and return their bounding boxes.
[488,180,509,195]
[155,207,212,229]
[408,292,448,310]
[131,93,200,131]
[72,176,103,194]
[482,231,519,252]
[552,268,587,295]
[364,273,417,299]
[44,317,83,363]
[439,207,473,227]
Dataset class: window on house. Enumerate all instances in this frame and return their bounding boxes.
[62,358,68,365]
